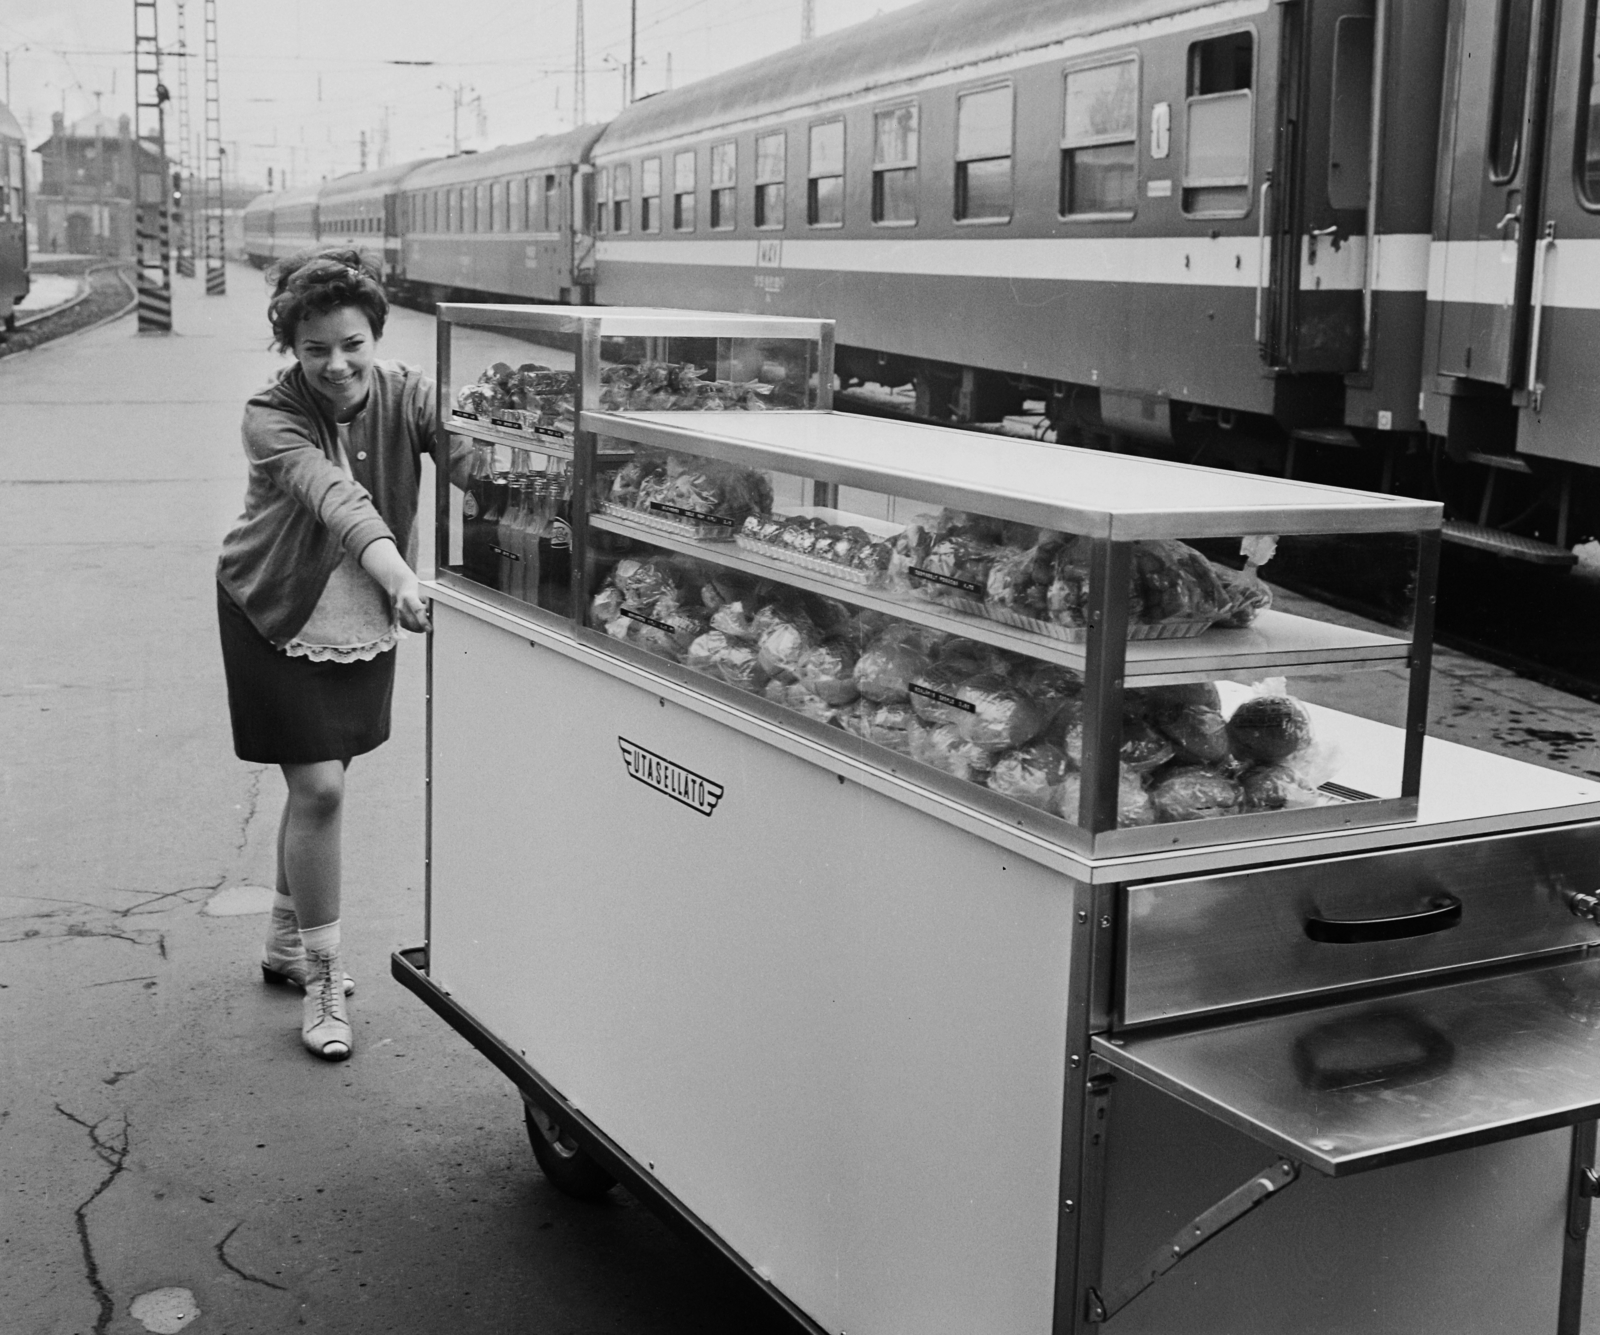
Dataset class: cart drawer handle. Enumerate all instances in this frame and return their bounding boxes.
[1304,894,1462,944]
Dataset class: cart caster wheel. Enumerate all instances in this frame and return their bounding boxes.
[524,1100,616,1200]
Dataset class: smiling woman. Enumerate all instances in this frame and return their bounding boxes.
[215,246,461,1064]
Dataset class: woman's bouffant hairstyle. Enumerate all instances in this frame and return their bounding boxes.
[266,247,388,353]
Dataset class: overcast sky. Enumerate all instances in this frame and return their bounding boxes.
[2,0,920,190]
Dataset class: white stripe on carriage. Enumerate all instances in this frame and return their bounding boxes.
[596,234,1432,293]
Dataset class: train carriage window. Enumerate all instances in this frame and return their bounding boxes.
[872,103,918,224]
[1580,5,1600,205]
[1490,0,1535,182]
[808,120,845,226]
[710,142,736,229]
[511,177,527,231]
[613,163,632,233]
[490,180,504,232]
[755,132,785,228]
[641,158,661,232]
[1061,57,1138,216]
[596,167,611,234]
[544,173,560,231]
[1182,31,1254,216]
[955,84,1013,222]
[476,183,489,232]
[445,189,456,232]
[674,151,696,231]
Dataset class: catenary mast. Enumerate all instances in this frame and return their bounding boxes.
[203,0,224,295]
[174,0,194,277]
[132,0,171,331]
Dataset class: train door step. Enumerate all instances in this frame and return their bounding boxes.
[1290,427,1362,449]
[1440,520,1577,567]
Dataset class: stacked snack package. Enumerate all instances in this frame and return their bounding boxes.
[587,554,1327,827]
[598,361,776,412]
[881,509,1270,637]
[455,361,577,436]
[601,448,774,538]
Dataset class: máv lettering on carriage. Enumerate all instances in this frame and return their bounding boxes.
[617,738,725,816]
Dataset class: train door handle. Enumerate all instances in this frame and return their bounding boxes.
[1254,179,1273,347]
[1308,224,1339,263]
[1526,222,1556,412]
[1496,206,1522,238]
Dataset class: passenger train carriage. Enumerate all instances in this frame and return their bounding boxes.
[0,100,29,333]
[315,158,436,285]
[241,0,1600,559]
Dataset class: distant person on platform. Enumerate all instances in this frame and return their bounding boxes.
[215,247,459,1062]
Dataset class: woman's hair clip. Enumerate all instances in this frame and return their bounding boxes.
[344,265,361,283]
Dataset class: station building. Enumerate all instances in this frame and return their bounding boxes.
[31,109,161,258]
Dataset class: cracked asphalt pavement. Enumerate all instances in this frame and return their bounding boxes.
[0,271,791,1335]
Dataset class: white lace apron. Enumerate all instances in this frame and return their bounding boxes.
[283,423,399,663]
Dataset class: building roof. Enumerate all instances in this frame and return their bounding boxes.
[66,111,126,139]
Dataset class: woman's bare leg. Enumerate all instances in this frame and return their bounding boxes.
[279,760,347,930]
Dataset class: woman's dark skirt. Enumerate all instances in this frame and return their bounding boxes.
[217,582,395,765]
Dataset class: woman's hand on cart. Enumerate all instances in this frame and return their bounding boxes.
[361,537,432,633]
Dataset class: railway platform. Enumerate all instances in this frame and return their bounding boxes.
[3,266,1599,1334]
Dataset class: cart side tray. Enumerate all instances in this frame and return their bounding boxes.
[1093,951,1600,1176]
[390,947,825,1335]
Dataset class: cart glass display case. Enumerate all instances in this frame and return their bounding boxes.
[435,304,834,618]
[574,410,1439,857]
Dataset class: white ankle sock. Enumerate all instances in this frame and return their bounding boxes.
[299,920,341,955]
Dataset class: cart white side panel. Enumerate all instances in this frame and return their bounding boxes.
[430,603,1074,1335]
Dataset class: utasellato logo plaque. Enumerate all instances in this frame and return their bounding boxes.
[617,738,725,816]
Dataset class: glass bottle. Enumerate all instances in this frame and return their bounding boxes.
[538,465,573,617]
[496,466,526,597]
[460,444,496,586]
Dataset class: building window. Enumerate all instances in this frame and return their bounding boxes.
[613,163,631,233]
[596,166,610,234]
[673,150,696,231]
[955,84,1013,221]
[872,103,918,224]
[754,132,785,228]
[709,141,736,229]
[808,120,844,226]
[1061,58,1138,216]
[1183,31,1254,215]
[641,157,661,232]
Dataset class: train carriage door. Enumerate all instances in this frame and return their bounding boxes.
[1429,0,1558,386]
[1267,0,1375,370]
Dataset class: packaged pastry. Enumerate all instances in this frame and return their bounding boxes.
[854,634,934,705]
[987,742,1071,811]
[1227,694,1315,763]
[954,673,1049,750]
[713,643,769,693]
[1142,684,1232,765]
[757,618,820,684]
[1149,766,1245,822]
[910,720,998,783]
[1213,564,1273,628]
[1241,763,1319,811]
[840,700,915,754]
[908,662,973,726]
[797,640,861,707]
[589,585,624,626]
[685,630,731,674]
[1055,767,1156,827]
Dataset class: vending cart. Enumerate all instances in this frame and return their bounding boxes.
[396,304,1600,1335]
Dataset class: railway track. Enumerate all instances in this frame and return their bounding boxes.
[0,261,137,358]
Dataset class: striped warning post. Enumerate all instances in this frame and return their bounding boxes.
[177,250,195,278]
[205,263,226,296]
[137,280,172,332]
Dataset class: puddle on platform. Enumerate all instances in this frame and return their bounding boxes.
[203,884,275,917]
[130,1288,199,1332]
